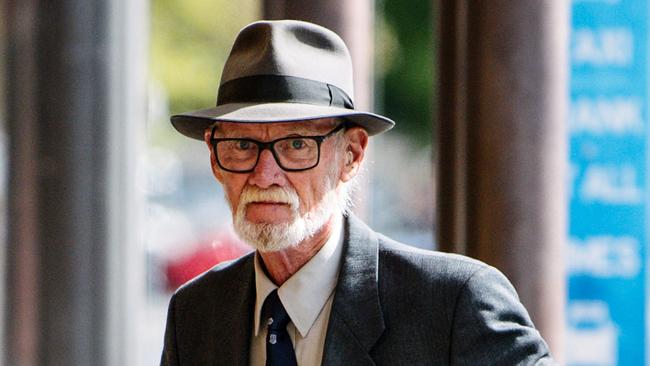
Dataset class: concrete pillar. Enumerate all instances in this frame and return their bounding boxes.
[436,0,568,360]
[4,0,145,364]
[5,1,110,364]
[4,1,41,364]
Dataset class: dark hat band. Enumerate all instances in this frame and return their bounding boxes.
[217,74,355,110]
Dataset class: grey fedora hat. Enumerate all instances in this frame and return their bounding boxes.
[171,19,395,140]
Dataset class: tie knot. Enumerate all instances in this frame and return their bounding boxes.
[262,290,291,330]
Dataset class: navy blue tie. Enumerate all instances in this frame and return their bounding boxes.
[262,290,298,366]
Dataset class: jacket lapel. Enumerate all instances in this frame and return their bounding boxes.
[209,254,255,366]
[322,214,385,366]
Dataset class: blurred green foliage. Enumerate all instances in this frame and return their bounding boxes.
[150,0,259,116]
[376,0,434,146]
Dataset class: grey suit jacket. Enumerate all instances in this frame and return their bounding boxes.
[161,214,553,365]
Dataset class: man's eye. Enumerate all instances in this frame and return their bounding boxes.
[237,140,251,150]
[290,139,305,149]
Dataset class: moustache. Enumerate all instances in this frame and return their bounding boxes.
[238,185,300,208]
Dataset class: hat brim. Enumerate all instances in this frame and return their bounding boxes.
[171,103,395,140]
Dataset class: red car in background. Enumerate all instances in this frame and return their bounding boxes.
[164,231,251,291]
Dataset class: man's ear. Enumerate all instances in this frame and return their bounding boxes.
[341,126,369,182]
[204,127,224,182]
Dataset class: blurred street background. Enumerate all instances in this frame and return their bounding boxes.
[1,0,646,365]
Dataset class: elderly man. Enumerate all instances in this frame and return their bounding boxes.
[161,20,553,365]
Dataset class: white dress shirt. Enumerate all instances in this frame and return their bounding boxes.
[250,213,344,366]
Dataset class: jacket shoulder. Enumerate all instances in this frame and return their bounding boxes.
[374,234,552,364]
[377,234,492,285]
[162,251,255,365]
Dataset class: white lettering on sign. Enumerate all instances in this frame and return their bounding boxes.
[568,236,641,278]
[573,28,634,66]
[579,164,643,204]
[566,301,618,366]
[571,97,644,136]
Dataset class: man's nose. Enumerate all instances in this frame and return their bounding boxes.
[248,149,286,188]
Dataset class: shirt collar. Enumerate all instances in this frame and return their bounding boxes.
[253,212,344,337]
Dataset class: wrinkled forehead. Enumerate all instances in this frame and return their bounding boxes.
[212,118,340,137]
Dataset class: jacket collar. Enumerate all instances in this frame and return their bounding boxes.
[216,214,385,365]
[322,214,385,365]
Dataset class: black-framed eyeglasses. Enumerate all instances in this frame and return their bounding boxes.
[210,123,346,173]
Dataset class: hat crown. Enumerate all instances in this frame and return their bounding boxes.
[169,20,395,141]
[221,20,355,100]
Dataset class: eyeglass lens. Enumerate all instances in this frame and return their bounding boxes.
[216,137,319,171]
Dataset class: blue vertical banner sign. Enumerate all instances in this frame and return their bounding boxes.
[568,0,647,365]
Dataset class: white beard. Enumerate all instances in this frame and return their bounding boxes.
[231,183,343,252]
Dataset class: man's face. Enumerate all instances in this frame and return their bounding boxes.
[204,118,367,252]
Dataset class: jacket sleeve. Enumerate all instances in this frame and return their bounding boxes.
[450,265,556,365]
[160,294,180,366]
